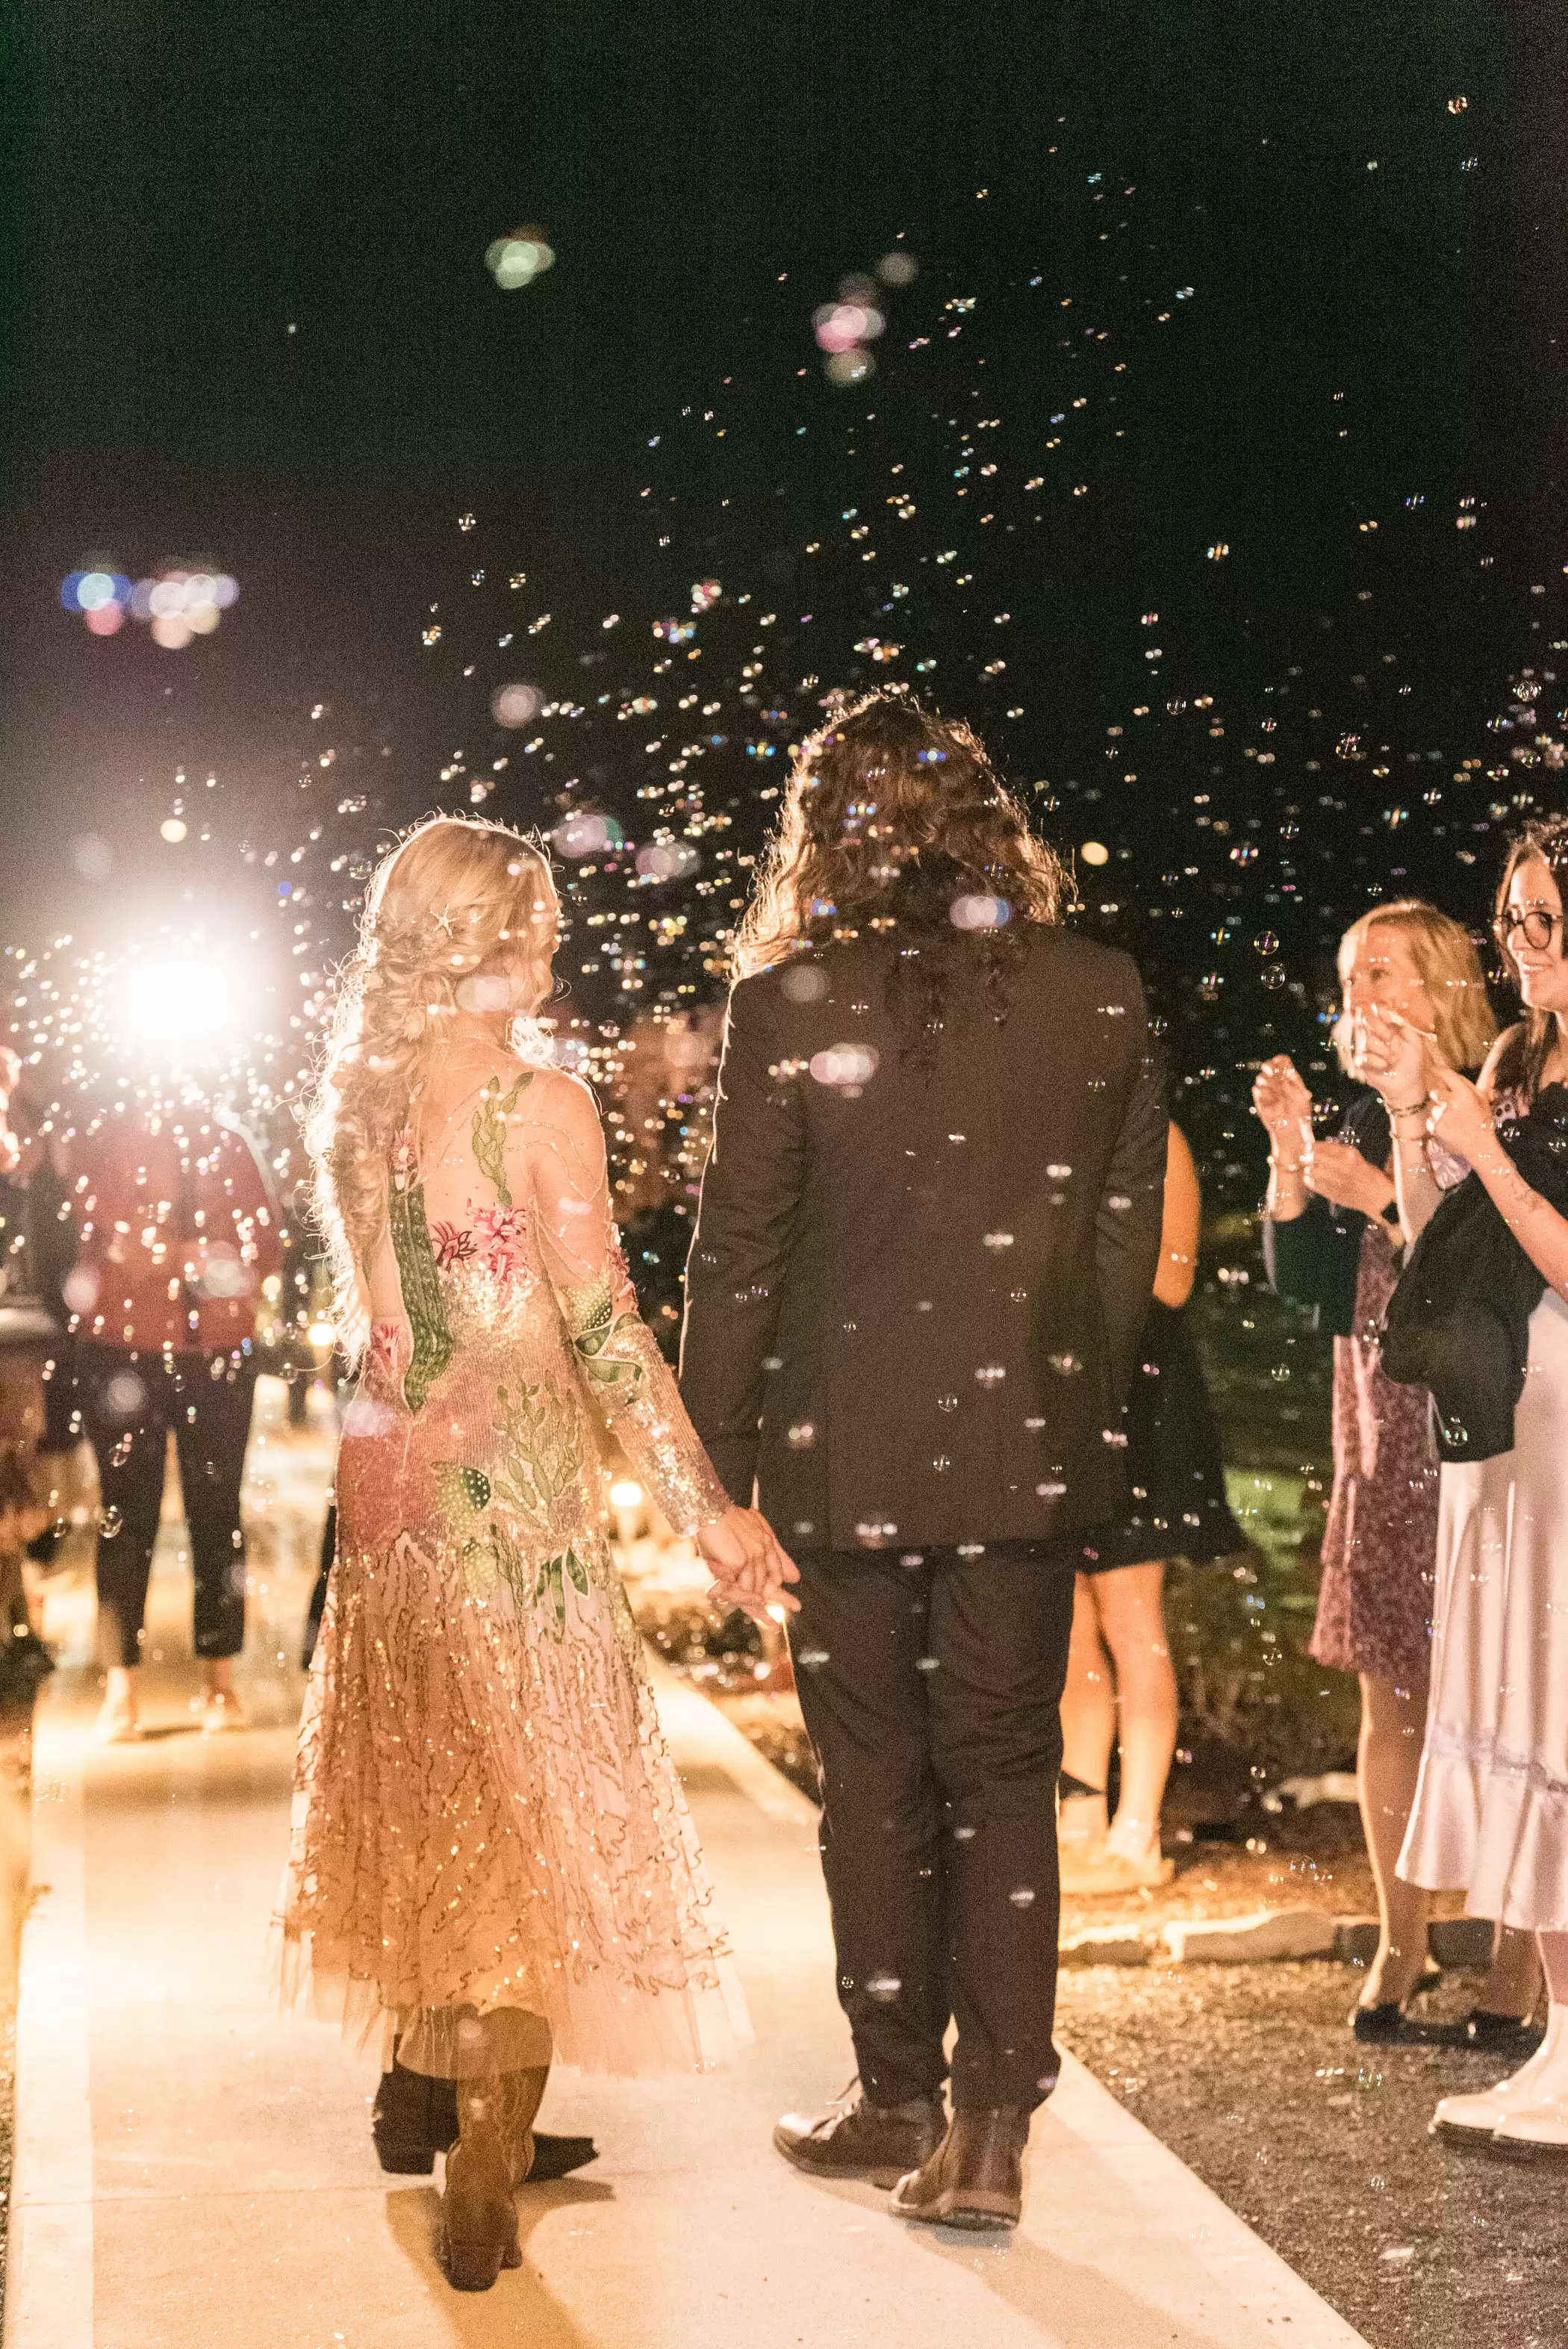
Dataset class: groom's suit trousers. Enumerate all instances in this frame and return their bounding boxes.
[787,1537,1077,2113]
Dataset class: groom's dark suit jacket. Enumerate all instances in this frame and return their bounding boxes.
[679,926,1167,1552]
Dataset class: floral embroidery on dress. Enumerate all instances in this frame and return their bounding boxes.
[432,1201,529,1278]
[534,1546,591,1636]
[430,1220,478,1269]
[368,1320,408,1378]
[564,1269,647,1397]
[472,1071,532,1204]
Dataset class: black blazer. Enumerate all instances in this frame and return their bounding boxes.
[679,926,1167,1552]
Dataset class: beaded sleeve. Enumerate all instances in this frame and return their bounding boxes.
[525,1080,730,1537]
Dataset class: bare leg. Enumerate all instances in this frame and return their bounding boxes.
[199,1655,248,1730]
[1357,1670,1431,2008]
[1058,1574,1113,1849]
[1093,1561,1177,1857]
[95,1663,140,1741]
[1538,1931,1568,2006]
[1477,1922,1543,2020]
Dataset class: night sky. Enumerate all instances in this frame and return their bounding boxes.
[6,1,1568,1207]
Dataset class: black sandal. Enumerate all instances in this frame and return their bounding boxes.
[1463,2008,1546,2057]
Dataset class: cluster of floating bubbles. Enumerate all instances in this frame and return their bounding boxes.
[17,118,1565,1318]
[813,251,917,385]
[60,563,238,647]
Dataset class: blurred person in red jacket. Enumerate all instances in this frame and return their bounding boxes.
[69,1102,283,1740]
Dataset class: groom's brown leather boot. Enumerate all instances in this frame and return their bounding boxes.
[890,2106,1030,2230]
[774,2081,946,2188]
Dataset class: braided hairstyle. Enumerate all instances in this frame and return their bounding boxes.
[302,814,559,1360]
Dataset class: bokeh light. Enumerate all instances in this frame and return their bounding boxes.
[552,812,623,858]
[117,954,236,1055]
[491,681,542,727]
[60,559,237,644]
[485,228,556,290]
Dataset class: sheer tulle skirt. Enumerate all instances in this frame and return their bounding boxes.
[278,1502,749,2077]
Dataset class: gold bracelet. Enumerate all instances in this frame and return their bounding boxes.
[1385,1095,1427,1119]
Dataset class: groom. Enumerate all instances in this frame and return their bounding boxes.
[679,688,1166,2230]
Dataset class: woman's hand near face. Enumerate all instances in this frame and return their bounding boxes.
[1355,1004,1430,1107]
[1302,1139,1393,1219]
[1251,1057,1313,1157]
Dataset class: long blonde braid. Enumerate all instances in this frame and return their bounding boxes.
[302,815,559,1362]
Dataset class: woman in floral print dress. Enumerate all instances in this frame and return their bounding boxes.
[279,816,795,2290]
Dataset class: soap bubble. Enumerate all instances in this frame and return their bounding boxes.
[809,1042,879,1089]
[486,229,556,289]
[635,841,700,882]
[491,682,541,728]
[553,812,622,858]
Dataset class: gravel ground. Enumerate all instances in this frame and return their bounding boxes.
[1057,1961,1565,2349]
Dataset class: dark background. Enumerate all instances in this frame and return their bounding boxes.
[5,0,1568,1201]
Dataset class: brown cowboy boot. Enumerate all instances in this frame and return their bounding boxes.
[890,2106,1030,2230]
[488,2063,552,2187]
[438,2066,550,2292]
[440,2078,523,2292]
[372,2044,597,2179]
[774,2079,946,2188]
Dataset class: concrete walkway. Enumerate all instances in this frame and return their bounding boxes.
[6,1387,1369,2349]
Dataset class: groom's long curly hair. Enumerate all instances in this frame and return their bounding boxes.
[731,687,1071,1041]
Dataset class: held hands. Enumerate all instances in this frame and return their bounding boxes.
[1251,1056,1313,1160]
[697,1504,801,1623]
[1301,1139,1393,1219]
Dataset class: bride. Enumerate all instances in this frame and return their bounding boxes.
[279,815,794,2289]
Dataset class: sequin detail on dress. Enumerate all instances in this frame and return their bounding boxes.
[387,1139,454,1414]
[279,1058,741,2077]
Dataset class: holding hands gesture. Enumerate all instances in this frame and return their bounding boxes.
[697,1504,801,1623]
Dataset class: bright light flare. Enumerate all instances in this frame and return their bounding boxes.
[117,956,235,1054]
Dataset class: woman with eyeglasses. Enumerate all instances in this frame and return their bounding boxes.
[1254,903,1539,2045]
[1357,820,1568,2152]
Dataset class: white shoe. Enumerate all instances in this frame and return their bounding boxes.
[1103,1814,1175,1888]
[1057,1792,1111,1894]
[93,1696,142,1745]
[1490,2007,1568,2156]
[1431,2006,1567,2141]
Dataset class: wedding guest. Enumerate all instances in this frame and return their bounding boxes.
[1363,825,1568,2148]
[682,688,1166,2229]
[1059,1119,1243,1893]
[1256,901,1538,2044]
[70,1098,284,1740]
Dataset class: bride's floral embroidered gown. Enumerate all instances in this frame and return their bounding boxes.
[279,1060,744,2076]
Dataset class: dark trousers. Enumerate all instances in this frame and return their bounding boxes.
[788,1541,1077,2113]
[81,1345,257,1669]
